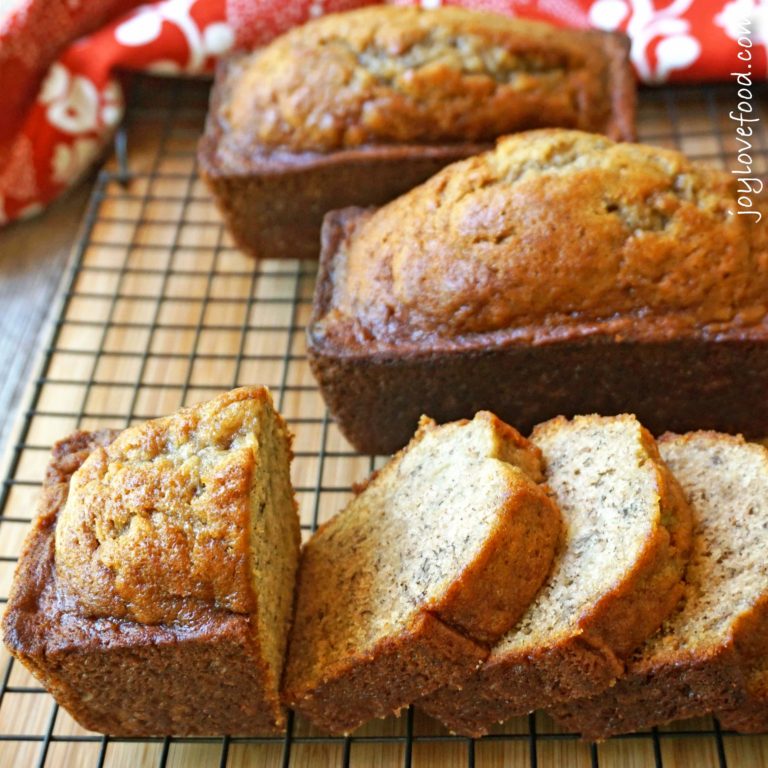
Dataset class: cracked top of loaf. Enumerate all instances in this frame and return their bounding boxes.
[314,129,768,347]
[219,6,632,154]
[54,387,294,625]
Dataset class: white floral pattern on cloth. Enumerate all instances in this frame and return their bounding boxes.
[1,0,767,226]
[716,0,768,50]
[115,0,234,72]
[0,0,233,224]
[589,0,700,82]
[40,64,101,134]
[51,138,101,186]
[225,0,373,48]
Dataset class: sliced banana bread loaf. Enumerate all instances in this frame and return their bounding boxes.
[552,432,768,739]
[2,387,300,736]
[199,6,634,259]
[309,129,768,454]
[281,412,561,734]
[419,414,692,736]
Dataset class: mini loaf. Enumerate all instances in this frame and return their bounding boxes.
[281,412,561,735]
[309,129,768,454]
[199,6,634,259]
[552,432,768,740]
[2,388,300,736]
[419,414,692,737]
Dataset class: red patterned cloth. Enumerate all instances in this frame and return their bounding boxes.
[1,0,766,225]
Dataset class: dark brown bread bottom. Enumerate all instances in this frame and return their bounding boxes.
[310,333,768,456]
[550,648,746,740]
[200,143,484,261]
[718,664,768,733]
[2,431,285,736]
[420,637,624,736]
[284,611,486,735]
[719,698,768,733]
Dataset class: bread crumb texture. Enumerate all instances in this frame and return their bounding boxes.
[282,411,561,733]
[318,129,767,345]
[419,414,692,735]
[649,433,768,659]
[502,415,689,656]
[552,432,768,738]
[222,7,623,152]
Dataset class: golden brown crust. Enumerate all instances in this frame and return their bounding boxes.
[2,430,118,649]
[477,411,546,483]
[716,595,768,732]
[719,702,768,733]
[421,634,627,737]
[54,387,275,624]
[3,502,284,735]
[2,388,300,737]
[555,616,768,740]
[418,417,692,736]
[46,429,120,487]
[308,134,768,455]
[2,427,286,734]
[220,7,633,155]
[320,130,767,347]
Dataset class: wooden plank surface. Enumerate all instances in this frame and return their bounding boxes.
[0,188,90,462]
[1,76,767,768]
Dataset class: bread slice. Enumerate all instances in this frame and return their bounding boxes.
[3,387,301,735]
[553,432,768,740]
[418,414,692,736]
[281,412,561,734]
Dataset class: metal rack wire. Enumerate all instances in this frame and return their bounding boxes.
[0,75,766,768]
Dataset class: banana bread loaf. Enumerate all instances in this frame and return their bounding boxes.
[281,412,561,734]
[552,432,768,739]
[309,129,768,454]
[418,414,692,736]
[199,6,634,259]
[2,387,301,736]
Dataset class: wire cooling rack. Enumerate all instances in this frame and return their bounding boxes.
[1,74,767,768]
